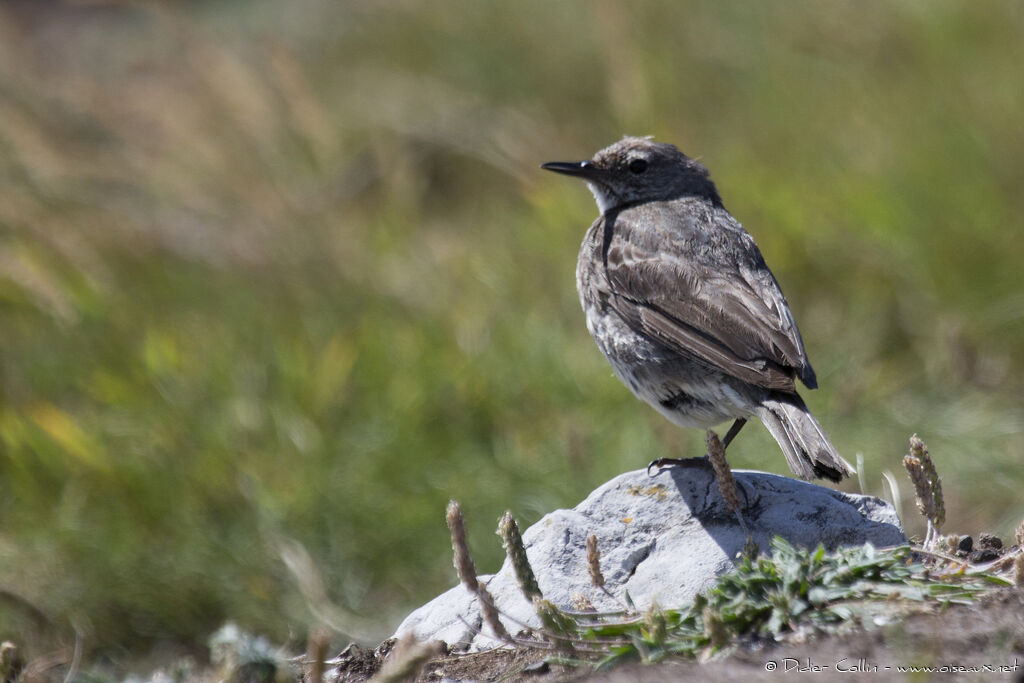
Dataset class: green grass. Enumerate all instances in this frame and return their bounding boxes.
[539,538,1009,669]
[0,0,1023,668]
[453,455,1010,674]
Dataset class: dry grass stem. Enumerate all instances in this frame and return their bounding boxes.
[912,434,945,528]
[446,500,478,592]
[707,430,748,534]
[445,501,512,642]
[880,470,904,528]
[903,434,945,546]
[497,511,542,602]
[0,642,21,683]
[586,533,606,588]
[476,581,513,642]
[307,629,328,683]
[706,430,739,512]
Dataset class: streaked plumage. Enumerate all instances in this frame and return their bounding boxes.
[543,137,854,481]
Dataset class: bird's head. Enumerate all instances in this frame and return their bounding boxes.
[541,136,721,213]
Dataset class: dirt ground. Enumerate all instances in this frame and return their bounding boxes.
[332,589,1024,682]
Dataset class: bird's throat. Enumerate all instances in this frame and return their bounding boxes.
[586,182,616,214]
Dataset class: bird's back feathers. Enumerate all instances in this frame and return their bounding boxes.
[599,199,817,393]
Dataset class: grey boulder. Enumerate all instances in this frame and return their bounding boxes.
[395,462,906,650]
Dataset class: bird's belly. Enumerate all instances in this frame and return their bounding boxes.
[586,307,755,428]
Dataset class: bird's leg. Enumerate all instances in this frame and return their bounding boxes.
[646,418,749,476]
[721,418,747,448]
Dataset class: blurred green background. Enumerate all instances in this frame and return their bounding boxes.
[1,0,1022,671]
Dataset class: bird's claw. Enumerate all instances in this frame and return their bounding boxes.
[646,455,710,476]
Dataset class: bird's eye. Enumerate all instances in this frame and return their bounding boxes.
[628,159,648,174]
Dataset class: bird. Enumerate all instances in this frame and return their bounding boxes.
[541,136,854,482]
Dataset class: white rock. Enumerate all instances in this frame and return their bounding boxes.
[395,464,906,650]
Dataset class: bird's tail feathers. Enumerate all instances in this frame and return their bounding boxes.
[756,397,854,482]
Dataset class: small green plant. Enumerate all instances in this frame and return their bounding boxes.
[587,539,1003,667]
[586,538,1007,668]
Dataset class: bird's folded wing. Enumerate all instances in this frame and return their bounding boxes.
[604,216,815,393]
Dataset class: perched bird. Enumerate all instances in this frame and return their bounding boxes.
[542,137,854,481]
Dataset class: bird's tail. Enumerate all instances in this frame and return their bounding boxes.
[755,396,855,482]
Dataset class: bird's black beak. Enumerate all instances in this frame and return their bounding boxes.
[540,160,603,180]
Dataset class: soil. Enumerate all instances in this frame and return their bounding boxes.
[331,588,1024,682]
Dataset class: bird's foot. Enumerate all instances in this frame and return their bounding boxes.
[646,455,710,476]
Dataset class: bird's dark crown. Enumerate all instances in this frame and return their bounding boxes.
[543,136,722,212]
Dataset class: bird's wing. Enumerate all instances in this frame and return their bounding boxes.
[602,206,816,393]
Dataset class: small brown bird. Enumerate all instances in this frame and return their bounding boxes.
[542,137,854,481]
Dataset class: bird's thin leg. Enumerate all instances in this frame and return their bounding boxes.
[721,418,747,449]
[646,418,749,476]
